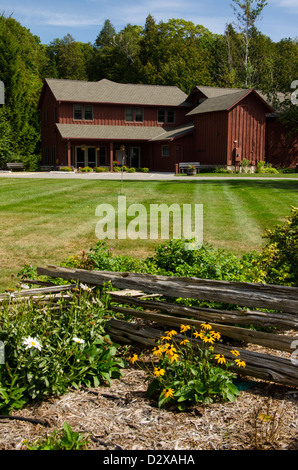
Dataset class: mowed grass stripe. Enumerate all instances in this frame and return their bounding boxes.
[0,178,297,290]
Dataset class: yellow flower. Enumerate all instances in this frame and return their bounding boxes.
[202,335,215,344]
[154,367,165,377]
[168,353,179,363]
[214,354,226,365]
[161,336,171,342]
[180,339,189,345]
[128,354,138,364]
[162,388,174,398]
[200,323,212,330]
[211,331,221,340]
[230,349,240,357]
[234,359,246,368]
[152,346,163,356]
[193,330,200,338]
[165,330,177,338]
[164,344,177,357]
[180,324,191,333]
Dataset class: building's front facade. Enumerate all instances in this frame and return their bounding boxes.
[38,78,297,171]
[38,78,195,172]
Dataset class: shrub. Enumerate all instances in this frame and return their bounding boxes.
[79,166,93,172]
[254,206,298,286]
[256,161,279,174]
[59,166,73,172]
[128,167,136,172]
[93,167,109,172]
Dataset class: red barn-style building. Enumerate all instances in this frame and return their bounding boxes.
[38,78,297,171]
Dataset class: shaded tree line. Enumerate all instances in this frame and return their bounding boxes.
[0,5,297,168]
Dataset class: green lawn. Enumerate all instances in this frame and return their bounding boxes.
[0,178,297,290]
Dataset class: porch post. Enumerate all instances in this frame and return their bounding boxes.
[67,140,71,168]
[109,141,113,172]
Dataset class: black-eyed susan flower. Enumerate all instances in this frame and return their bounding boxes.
[214,354,226,365]
[128,354,138,364]
[152,346,163,356]
[168,353,179,363]
[230,349,240,357]
[154,367,165,377]
[165,330,177,338]
[162,388,174,398]
[234,358,246,368]
[200,323,212,330]
[180,324,191,333]
[180,339,189,346]
[211,331,221,341]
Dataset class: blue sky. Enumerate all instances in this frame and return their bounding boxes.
[2,0,298,44]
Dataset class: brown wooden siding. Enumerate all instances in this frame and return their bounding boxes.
[227,94,266,165]
[266,119,298,168]
[193,111,228,165]
[58,103,190,128]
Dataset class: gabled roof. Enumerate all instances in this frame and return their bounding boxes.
[190,85,245,100]
[41,78,190,107]
[187,89,274,116]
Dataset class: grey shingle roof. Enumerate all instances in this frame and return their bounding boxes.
[151,122,194,141]
[187,89,251,115]
[45,78,190,107]
[56,122,194,142]
[194,85,245,99]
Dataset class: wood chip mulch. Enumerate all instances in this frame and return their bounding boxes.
[0,366,297,451]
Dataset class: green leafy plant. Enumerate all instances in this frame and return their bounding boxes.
[26,422,89,450]
[129,324,245,410]
[0,287,125,413]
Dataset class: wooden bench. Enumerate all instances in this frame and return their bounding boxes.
[178,162,200,173]
[7,162,24,171]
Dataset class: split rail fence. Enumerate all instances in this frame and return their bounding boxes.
[33,265,298,389]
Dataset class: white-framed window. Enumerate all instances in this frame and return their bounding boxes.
[162,145,170,157]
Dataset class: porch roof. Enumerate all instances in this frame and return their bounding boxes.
[56,122,194,142]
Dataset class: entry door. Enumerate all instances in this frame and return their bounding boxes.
[130,147,140,168]
[87,147,96,168]
[76,147,85,168]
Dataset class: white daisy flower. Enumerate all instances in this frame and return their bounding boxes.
[79,283,93,292]
[72,337,85,345]
[22,336,42,351]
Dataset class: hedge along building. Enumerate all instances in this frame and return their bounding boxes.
[38,78,194,171]
[38,78,296,171]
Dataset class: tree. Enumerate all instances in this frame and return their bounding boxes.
[0,14,44,167]
[45,34,90,80]
[231,0,268,87]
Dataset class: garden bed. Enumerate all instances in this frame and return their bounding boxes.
[0,365,297,451]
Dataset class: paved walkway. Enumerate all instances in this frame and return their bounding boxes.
[0,171,297,181]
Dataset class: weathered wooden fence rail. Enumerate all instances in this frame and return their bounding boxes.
[35,265,298,388]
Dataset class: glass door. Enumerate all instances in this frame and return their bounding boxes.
[76,147,85,168]
[87,147,96,168]
[130,147,140,168]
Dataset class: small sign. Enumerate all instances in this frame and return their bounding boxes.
[0,81,4,104]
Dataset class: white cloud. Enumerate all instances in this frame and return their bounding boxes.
[271,0,298,12]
